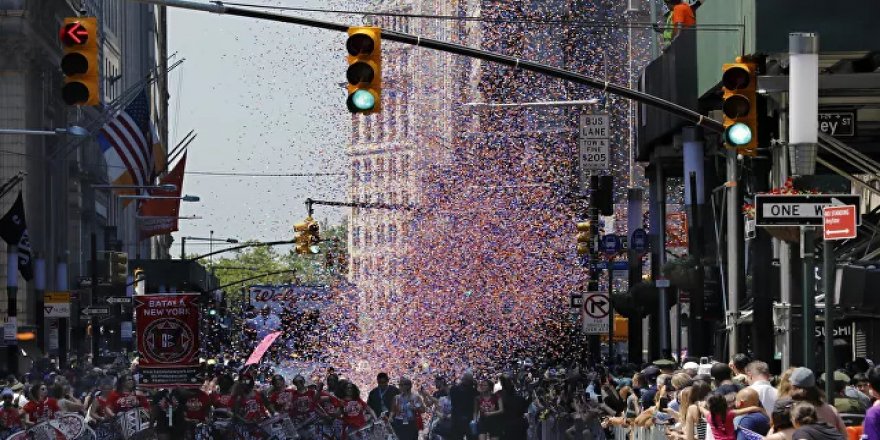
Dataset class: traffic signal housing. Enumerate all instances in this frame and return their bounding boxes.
[108,251,128,285]
[294,217,321,255]
[721,59,757,155]
[576,221,591,255]
[60,17,100,106]
[346,26,381,114]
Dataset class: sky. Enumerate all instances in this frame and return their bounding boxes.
[166,1,352,256]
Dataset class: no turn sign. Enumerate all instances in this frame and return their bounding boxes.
[582,292,610,335]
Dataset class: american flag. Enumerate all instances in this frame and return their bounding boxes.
[98,90,154,189]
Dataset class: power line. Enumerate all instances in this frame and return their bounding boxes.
[221,1,743,31]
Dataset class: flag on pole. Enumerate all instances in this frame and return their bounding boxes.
[0,192,33,280]
[97,89,155,202]
[139,153,187,239]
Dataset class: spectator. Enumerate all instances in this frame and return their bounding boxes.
[765,399,796,440]
[822,371,867,416]
[712,363,743,402]
[730,354,752,386]
[847,373,872,409]
[367,372,399,417]
[449,372,478,440]
[640,366,661,410]
[683,362,700,378]
[703,393,737,440]
[862,365,880,440]
[746,360,778,414]
[788,367,847,434]
[778,368,797,399]
[0,388,23,437]
[790,401,846,440]
[733,388,770,439]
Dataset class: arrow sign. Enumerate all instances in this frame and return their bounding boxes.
[60,22,89,46]
[106,297,132,304]
[823,205,858,241]
[583,293,610,319]
[81,307,110,316]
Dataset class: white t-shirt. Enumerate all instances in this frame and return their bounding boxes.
[749,380,778,414]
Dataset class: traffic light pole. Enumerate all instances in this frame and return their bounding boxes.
[125,0,726,135]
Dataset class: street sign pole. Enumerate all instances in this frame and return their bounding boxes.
[823,237,835,399]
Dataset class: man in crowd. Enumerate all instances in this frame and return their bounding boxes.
[733,388,771,440]
[448,372,478,440]
[730,353,752,386]
[746,360,778,414]
[367,372,399,417]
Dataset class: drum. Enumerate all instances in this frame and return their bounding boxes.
[50,414,88,440]
[115,409,152,440]
[349,421,398,440]
[258,414,299,440]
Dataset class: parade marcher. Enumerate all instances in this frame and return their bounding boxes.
[449,372,478,440]
[183,387,213,439]
[473,378,503,440]
[391,377,425,440]
[106,374,150,416]
[267,374,295,416]
[0,389,24,438]
[341,382,373,434]
[290,375,317,424]
[367,372,399,417]
[22,382,61,426]
[152,388,188,440]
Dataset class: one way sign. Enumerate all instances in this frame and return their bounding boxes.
[582,292,610,335]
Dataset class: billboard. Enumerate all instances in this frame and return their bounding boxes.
[134,293,201,387]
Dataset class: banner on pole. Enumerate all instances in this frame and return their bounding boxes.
[245,331,283,366]
[134,293,200,387]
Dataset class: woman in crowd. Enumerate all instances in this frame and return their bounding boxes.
[499,374,529,440]
[787,367,847,434]
[669,379,712,440]
[473,378,504,440]
[0,389,24,437]
[390,377,425,440]
[105,374,150,417]
[340,382,373,434]
[777,367,797,400]
[22,382,60,426]
[765,398,797,440]
[51,382,83,414]
[790,401,846,440]
[702,393,736,440]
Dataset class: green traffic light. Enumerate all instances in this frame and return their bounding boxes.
[725,122,753,146]
[350,90,375,111]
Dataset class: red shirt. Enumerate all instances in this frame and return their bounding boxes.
[0,406,22,430]
[317,392,341,417]
[23,398,60,424]
[341,398,368,429]
[237,392,268,422]
[94,396,109,418]
[290,389,316,420]
[107,391,149,413]
[269,389,295,414]
[185,390,212,422]
[477,395,499,416]
[211,393,235,410]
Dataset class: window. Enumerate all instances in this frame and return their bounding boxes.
[352,160,361,183]
[389,224,397,243]
[363,159,372,182]
[376,157,385,181]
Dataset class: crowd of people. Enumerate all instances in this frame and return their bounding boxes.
[0,354,879,440]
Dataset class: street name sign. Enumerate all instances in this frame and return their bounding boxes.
[755,194,861,226]
[579,114,611,175]
[823,205,858,240]
[818,111,855,137]
[582,292,610,334]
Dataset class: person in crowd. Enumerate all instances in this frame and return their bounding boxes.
[22,381,60,426]
[340,382,373,433]
[862,365,880,440]
[788,367,847,434]
[473,378,503,440]
[152,387,188,440]
[106,374,150,416]
[499,374,529,440]
[210,374,236,419]
[746,360,778,414]
[732,388,770,439]
[711,363,743,396]
[367,372,399,417]
[182,387,212,437]
[703,393,737,440]
[765,398,796,440]
[0,389,24,437]
[777,368,797,400]
[449,372,478,440]
[730,354,752,386]
[391,377,425,440]
[316,377,344,438]
[790,401,846,440]
[683,362,700,378]
[290,375,317,425]
[823,371,867,416]
[267,374,294,415]
[50,382,83,414]
[847,373,872,409]
[669,380,712,440]
[639,366,661,410]
[232,375,269,426]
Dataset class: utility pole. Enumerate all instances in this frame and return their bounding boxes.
[6,250,18,373]
[775,92,793,371]
[789,32,820,370]
[727,147,741,359]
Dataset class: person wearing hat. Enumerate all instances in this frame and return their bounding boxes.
[821,370,867,416]
[788,367,847,434]
[639,366,662,410]
[683,362,700,378]
[0,388,24,437]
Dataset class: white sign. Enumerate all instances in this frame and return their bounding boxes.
[579,114,611,179]
[4,317,17,342]
[582,292,610,335]
[44,303,71,318]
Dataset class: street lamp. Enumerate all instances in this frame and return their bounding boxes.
[0,125,89,136]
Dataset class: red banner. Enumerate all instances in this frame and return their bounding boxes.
[245,331,282,366]
[139,153,187,239]
[134,293,200,387]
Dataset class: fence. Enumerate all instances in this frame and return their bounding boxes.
[611,424,668,440]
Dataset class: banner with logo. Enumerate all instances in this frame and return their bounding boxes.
[134,293,200,387]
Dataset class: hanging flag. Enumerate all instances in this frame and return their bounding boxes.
[0,192,33,281]
[245,331,283,366]
[138,153,187,239]
[96,89,155,203]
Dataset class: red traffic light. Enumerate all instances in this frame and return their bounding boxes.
[60,22,90,46]
[722,66,751,90]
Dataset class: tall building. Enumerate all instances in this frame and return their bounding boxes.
[0,0,167,368]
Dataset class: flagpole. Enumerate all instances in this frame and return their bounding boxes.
[6,250,18,374]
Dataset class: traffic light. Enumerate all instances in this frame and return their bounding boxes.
[59,17,100,106]
[576,221,591,255]
[294,217,321,255]
[108,251,128,285]
[721,59,758,155]
[346,26,381,114]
